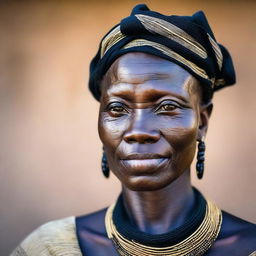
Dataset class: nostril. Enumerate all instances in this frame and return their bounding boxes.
[145,138,157,144]
[125,137,137,144]
[124,132,160,144]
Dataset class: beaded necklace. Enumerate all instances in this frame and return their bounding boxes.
[105,189,222,256]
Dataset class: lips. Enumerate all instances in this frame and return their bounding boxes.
[120,153,169,174]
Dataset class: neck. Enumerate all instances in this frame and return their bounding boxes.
[121,170,195,235]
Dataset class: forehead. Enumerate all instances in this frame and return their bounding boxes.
[101,52,201,102]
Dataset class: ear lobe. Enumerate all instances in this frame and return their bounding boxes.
[198,102,213,140]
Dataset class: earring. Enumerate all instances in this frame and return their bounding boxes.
[102,149,110,178]
[196,140,205,179]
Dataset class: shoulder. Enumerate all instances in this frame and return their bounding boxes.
[220,211,256,239]
[11,216,82,256]
[210,211,256,255]
[76,208,117,255]
[76,208,107,235]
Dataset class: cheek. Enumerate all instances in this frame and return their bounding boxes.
[161,110,199,144]
[98,112,128,148]
[161,111,199,166]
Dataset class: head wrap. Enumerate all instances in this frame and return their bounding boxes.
[89,4,236,102]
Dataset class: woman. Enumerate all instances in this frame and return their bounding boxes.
[11,4,256,256]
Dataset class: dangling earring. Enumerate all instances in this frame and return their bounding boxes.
[196,139,205,179]
[102,149,110,178]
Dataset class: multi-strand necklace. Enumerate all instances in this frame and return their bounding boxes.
[105,189,222,256]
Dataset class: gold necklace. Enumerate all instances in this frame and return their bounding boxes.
[105,200,222,256]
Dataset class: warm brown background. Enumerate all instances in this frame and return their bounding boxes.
[0,0,255,255]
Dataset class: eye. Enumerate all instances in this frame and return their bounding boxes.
[106,102,128,116]
[155,101,179,113]
[159,104,176,111]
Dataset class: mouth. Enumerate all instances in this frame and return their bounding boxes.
[120,154,169,174]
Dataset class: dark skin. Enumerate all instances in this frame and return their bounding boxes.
[77,53,256,255]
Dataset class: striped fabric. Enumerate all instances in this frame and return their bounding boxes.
[10,217,82,256]
[89,4,236,104]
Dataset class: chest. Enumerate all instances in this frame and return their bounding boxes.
[78,232,254,256]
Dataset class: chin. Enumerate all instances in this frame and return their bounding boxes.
[124,174,179,191]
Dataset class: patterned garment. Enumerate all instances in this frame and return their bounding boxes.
[10,217,82,256]
[10,216,256,256]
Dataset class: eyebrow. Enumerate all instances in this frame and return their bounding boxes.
[107,86,190,104]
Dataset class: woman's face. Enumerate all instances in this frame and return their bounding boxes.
[98,52,209,191]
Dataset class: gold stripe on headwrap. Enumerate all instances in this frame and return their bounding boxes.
[214,78,225,86]
[123,39,213,85]
[207,34,223,71]
[101,26,125,58]
[135,14,207,59]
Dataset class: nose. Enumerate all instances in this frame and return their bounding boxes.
[123,110,160,144]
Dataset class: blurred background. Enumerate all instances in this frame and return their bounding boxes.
[0,0,255,255]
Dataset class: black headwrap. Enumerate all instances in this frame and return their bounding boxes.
[89,4,236,103]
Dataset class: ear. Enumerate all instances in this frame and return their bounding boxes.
[198,102,213,140]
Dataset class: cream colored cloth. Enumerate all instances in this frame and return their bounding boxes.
[10,216,82,256]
